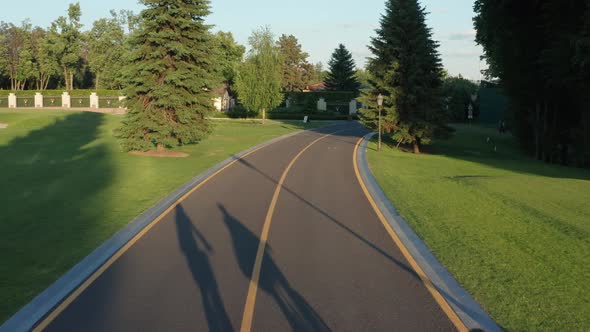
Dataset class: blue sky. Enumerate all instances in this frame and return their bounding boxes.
[1,0,485,79]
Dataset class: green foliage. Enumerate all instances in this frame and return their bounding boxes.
[442,75,478,122]
[87,16,126,90]
[285,91,356,104]
[117,0,218,151]
[361,0,447,153]
[474,0,590,166]
[234,27,283,122]
[213,31,245,87]
[277,34,312,92]
[324,44,360,94]
[46,3,83,90]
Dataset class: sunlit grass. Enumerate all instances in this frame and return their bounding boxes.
[367,125,590,331]
[0,109,332,322]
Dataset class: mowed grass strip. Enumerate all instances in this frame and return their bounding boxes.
[367,125,590,331]
[0,109,332,322]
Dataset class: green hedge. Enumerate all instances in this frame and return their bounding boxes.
[285,91,357,105]
[0,89,122,97]
[211,109,357,121]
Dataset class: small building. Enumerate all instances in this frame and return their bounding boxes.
[212,85,235,112]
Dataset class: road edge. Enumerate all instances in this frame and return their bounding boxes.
[356,132,502,332]
[0,125,333,332]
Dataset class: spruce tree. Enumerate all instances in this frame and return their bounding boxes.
[324,44,361,94]
[117,0,218,152]
[361,0,447,153]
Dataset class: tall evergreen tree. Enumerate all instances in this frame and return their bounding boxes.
[361,0,447,153]
[117,0,218,152]
[475,0,590,166]
[324,44,360,94]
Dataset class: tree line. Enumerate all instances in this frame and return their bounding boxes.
[0,2,353,94]
[474,0,590,167]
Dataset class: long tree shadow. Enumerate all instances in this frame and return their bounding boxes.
[175,205,234,332]
[218,204,331,332]
[424,124,590,180]
[0,112,114,322]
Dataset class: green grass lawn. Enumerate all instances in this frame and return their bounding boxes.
[367,125,590,331]
[0,109,332,322]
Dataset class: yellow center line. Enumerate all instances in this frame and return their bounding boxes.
[32,131,309,332]
[239,129,344,332]
[352,137,468,332]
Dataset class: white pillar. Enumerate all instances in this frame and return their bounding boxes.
[62,92,70,108]
[349,99,358,115]
[8,93,17,108]
[317,97,327,112]
[118,96,126,109]
[35,93,43,108]
[90,92,99,109]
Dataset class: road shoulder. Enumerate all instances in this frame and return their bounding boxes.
[355,132,501,332]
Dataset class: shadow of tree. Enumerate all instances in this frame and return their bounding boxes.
[420,124,590,180]
[0,112,113,322]
[175,204,234,332]
[218,204,331,331]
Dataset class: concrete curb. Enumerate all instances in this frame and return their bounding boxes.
[0,126,333,332]
[357,133,502,332]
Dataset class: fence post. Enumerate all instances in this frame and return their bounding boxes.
[8,93,16,108]
[62,92,70,108]
[35,93,43,108]
[349,99,358,115]
[317,97,327,112]
[90,92,99,109]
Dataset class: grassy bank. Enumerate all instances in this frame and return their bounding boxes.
[0,109,332,322]
[367,125,590,331]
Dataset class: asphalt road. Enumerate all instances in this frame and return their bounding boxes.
[40,122,457,331]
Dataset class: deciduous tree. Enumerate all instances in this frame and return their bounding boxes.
[235,27,283,124]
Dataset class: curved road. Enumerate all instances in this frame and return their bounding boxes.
[38,122,458,331]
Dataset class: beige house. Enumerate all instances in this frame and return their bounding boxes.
[212,85,235,112]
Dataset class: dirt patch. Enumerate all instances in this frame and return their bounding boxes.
[129,150,189,158]
[0,123,7,129]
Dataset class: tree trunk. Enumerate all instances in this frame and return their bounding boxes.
[63,66,68,90]
[412,137,421,154]
[69,72,74,90]
[534,101,541,160]
[262,109,266,125]
[95,72,100,90]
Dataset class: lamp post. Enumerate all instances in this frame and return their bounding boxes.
[377,94,384,152]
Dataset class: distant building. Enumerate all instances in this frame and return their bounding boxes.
[212,85,235,112]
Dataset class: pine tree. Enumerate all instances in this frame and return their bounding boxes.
[324,44,360,94]
[361,0,447,153]
[117,0,218,152]
[277,34,311,92]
